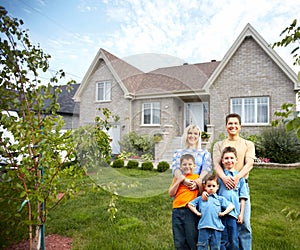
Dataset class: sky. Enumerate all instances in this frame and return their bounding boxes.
[0,0,299,85]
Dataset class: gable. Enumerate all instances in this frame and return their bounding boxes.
[73,48,143,102]
[204,23,298,91]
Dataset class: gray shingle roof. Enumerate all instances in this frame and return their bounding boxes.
[56,84,80,115]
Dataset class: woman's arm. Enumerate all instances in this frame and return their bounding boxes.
[171,149,182,176]
[172,149,196,189]
[168,175,185,197]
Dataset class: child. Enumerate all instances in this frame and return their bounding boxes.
[188,175,234,250]
[169,154,202,250]
[218,146,248,250]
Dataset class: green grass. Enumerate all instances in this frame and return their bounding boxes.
[4,167,300,249]
[250,168,300,249]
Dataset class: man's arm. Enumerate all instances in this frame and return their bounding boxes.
[213,142,235,189]
[234,141,255,185]
[235,157,254,182]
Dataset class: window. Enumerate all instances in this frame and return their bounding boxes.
[231,97,269,125]
[142,102,160,125]
[96,81,111,101]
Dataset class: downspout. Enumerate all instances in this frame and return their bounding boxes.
[125,94,134,132]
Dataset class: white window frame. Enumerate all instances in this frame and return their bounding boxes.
[230,96,270,125]
[96,81,111,102]
[296,91,300,112]
[142,102,160,125]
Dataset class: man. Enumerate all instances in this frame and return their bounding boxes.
[213,113,255,250]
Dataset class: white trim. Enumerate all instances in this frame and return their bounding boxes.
[230,96,270,125]
[142,102,160,125]
[296,91,300,112]
[96,81,111,102]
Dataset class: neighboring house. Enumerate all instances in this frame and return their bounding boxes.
[46,84,80,131]
[71,23,299,160]
[56,84,80,130]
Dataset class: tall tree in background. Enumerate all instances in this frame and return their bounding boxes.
[272,19,300,138]
[0,6,85,249]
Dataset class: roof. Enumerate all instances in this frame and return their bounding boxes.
[56,84,80,115]
[44,83,80,115]
[73,23,298,102]
[73,49,143,101]
[120,61,220,97]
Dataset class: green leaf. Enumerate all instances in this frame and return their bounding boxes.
[20,191,27,198]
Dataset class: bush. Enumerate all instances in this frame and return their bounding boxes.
[256,126,300,164]
[112,158,124,168]
[119,132,154,158]
[141,153,153,161]
[141,161,154,171]
[157,161,170,172]
[126,159,139,169]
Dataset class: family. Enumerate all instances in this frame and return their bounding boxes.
[169,113,255,250]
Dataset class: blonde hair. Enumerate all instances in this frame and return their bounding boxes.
[182,124,202,150]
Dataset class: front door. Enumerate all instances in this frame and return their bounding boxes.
[185,103,206,131]
[107,124,121,155]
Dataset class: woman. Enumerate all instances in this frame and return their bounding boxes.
[172,124,212,191]
[170,125,212,250]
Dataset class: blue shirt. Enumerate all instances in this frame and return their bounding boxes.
[172,148,212,176]
[218,169,248,219]
[189,193,233,231]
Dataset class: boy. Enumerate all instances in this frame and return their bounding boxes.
[218,146,248,250]
[188,175,234,250]
[169,154,201,250]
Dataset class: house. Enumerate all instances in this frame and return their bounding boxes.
[71,23,299,160]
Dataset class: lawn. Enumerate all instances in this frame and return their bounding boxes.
[5,167,300,249]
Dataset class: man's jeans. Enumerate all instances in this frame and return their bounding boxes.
[172,207,199,250]
[221,216,239,250]
[238,182,252,250]
[197,228,221,250]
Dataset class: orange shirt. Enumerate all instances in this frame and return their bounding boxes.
[172,173,199,208]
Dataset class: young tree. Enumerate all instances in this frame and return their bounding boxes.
[272,19,300,138]
[0,6,85,249]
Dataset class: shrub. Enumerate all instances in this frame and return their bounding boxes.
[118,151,134,160]
[141,153,153,161]
[112,158,124,168]
[256,126,300,164]
[157,161,170,172]
[126,159,139,169]
[119,132,154,158]
[141,161,154,171]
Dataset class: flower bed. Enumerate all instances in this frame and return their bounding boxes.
[254,162,300,169]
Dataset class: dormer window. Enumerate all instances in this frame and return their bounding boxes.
[96,81,111,102]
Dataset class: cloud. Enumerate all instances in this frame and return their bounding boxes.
[77,0,99,12]
[12,0,298,83]
[96,0,299,74]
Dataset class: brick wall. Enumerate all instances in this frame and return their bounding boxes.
[78,60,130,139]
[209,37,296,138]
